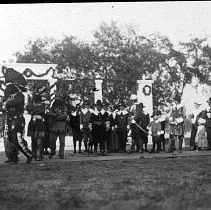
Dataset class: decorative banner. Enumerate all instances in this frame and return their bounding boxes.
[22,67,58,79]
[0,80,5,96]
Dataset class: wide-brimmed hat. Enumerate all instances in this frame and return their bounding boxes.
[96,99,102,106]
[76,103,81,109]
[92,88,99,92]
[151,110,161,118]
[4,68,27,88]
[138,102,145,108]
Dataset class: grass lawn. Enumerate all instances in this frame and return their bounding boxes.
[0,155,211,210]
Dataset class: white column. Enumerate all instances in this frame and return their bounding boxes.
[94,79,103,103]
[49,79,57,106]
[0,79,5,98]
[137,80,154,117]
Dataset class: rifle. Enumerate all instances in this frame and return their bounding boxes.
[134,122,149,136]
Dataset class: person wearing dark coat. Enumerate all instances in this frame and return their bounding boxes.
[204,97,211,150]
[80,100,92,153]
[26,93,46,161]
[69,104,82,154]
[115,102,129,153]
[89,100,108,155]
[47,96,68,159]
[129,95,139,152]
[103,102,114,153]
[132,103,150,153]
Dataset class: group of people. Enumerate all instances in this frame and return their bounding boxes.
[1,68,211,165]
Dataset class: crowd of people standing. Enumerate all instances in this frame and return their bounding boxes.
[0,68,211,164]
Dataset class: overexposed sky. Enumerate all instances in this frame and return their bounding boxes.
[1,1,211,62]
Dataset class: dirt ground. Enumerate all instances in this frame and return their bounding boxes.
[0,152,211,210]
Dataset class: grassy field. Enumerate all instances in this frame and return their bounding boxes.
[0,154,211,210]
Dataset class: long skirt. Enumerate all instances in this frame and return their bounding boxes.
[195,126,208,148]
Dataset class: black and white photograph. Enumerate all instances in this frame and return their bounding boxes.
[0,2,211,210]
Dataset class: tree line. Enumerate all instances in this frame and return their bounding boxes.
[15,21,211,108]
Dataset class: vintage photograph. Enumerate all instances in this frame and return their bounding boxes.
[0,2,211,210]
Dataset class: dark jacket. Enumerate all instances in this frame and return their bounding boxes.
[115,111,129,132]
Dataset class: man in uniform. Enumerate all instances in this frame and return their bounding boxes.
[3,68,32,164]
[48,94,68,159]
[132,102,150,153]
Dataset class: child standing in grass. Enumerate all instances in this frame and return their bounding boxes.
[149,110,162,153]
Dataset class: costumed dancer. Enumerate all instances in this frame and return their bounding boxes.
[69,104,82,154]
[80,100,92,153]
[26,93,46,161]
[89,100,108,156]
[115,102,130,153]
[48,94,68,159]
[3,68,32,164]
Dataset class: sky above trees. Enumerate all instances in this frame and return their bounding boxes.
[1,1,211,62]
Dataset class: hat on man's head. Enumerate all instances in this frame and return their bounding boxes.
[138,102,145,108]
[92,88,99,92]
[96,99,102,106]
[151,110,162,118]
[207,97,211,103]
[4,68,27,88]
[76,103,81,109]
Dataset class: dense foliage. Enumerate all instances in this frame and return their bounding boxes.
[15,22,211,107]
